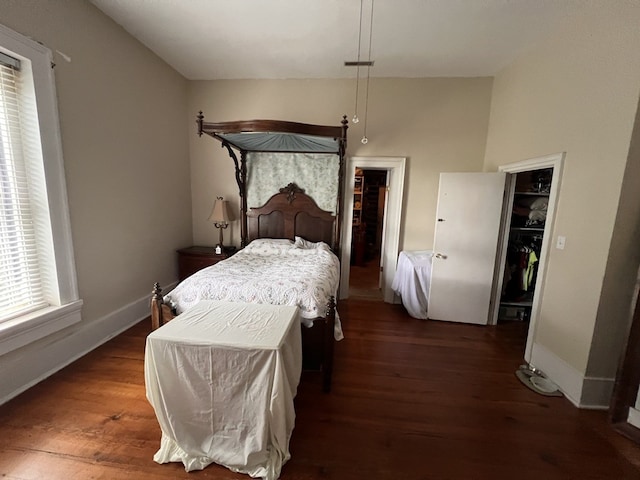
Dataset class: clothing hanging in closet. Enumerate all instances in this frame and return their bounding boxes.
[502,240,540,301]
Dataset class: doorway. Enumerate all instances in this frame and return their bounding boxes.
[349,169,388,300]
[340,157,406,302]
[493,152,565,363]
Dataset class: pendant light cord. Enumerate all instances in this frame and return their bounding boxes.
[353,0,364,122]
[362,0,375,142]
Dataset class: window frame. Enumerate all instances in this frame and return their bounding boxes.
[0,23,82,356]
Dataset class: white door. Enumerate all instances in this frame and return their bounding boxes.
[428,173,506,325]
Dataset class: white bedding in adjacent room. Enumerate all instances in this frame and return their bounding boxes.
[392,250,433,319]
[166,238,343,338]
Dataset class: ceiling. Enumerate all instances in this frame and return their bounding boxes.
[89,0,580,80]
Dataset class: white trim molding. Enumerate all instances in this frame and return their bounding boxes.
[340,157,406,302]
[0,301,83,357]
[0,23,82,354]
[530,342,614,409]
[498,152,565,361]
[627,407,640,429]
[0,281,177,406]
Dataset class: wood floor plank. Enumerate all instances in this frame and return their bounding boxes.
[1,296,639,479]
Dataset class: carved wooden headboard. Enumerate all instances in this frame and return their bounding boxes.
[247,183,336,249]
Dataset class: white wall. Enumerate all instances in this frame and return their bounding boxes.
[188,77,493,251]
[0,0,192,403]
[483,1,640,406]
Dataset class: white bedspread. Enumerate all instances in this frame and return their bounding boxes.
[145,300,302,479]
[166,239,343,339]
[391,250,433,319]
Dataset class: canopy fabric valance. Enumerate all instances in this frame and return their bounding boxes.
[198,115,347,155]
[216,132,341,154]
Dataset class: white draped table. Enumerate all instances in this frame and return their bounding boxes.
[145,300,302,479]
[391,250,433,319]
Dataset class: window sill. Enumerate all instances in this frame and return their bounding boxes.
[0,300,83,356]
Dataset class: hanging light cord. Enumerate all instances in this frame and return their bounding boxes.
[353,0,364,123]
[362,0,375,144]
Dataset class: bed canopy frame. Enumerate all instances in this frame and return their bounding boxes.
[196,112,349,253]
[151,113,349,392]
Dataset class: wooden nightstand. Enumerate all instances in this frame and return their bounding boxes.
[176,246,236,281]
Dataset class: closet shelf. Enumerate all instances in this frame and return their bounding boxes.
[511,226,545,233]
[501,300,533,307]
[515,191,550,196]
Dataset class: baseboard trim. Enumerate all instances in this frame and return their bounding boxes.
[530,342,614,409]
[580,375,615,409]
[0,282,177,406]
[627,407,640,429]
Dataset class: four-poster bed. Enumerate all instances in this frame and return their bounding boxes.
[150,113,348,392]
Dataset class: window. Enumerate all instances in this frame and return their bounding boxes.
[0,24,81,356]
[0,51,47,321]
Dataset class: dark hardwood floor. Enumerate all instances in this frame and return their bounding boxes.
[1,297,639,479]
[349,255,383,300]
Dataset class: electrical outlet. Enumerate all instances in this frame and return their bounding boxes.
[556,236,566,250]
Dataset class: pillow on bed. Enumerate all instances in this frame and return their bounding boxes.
[294,236,331,252]
[243,238,295,255]
[294,236,317,249]
[250,238,293,246]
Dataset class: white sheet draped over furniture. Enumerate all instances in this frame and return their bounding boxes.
[145,300,302,479]
[392,250,433,319]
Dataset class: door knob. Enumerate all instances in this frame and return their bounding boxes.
[434,253,448,259]
[437,218,445,222]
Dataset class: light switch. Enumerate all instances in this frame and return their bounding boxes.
[556,236,566,250]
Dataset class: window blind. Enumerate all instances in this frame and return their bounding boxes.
[0,54,46,322]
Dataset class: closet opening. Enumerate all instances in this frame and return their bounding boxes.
[493,165,559,394]
[349,168,388,300]
[497,167,553,327]
[491,152,564,383]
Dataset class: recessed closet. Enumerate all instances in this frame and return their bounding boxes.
[498,167,554,323]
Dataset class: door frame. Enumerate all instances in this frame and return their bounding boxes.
[340,156,406,302]
[492,152,565,363]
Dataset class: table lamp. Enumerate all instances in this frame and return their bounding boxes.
[208,196,232,254]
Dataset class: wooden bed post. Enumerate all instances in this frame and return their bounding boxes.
[335,115,349,258]
[150,283,178,331]
[220,142,247,247]
[151,283,164,330]
[196,111,204,136]
[323,296,336,393]
[240,151,248,247]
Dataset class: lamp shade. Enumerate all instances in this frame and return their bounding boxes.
[208,197,233,223]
